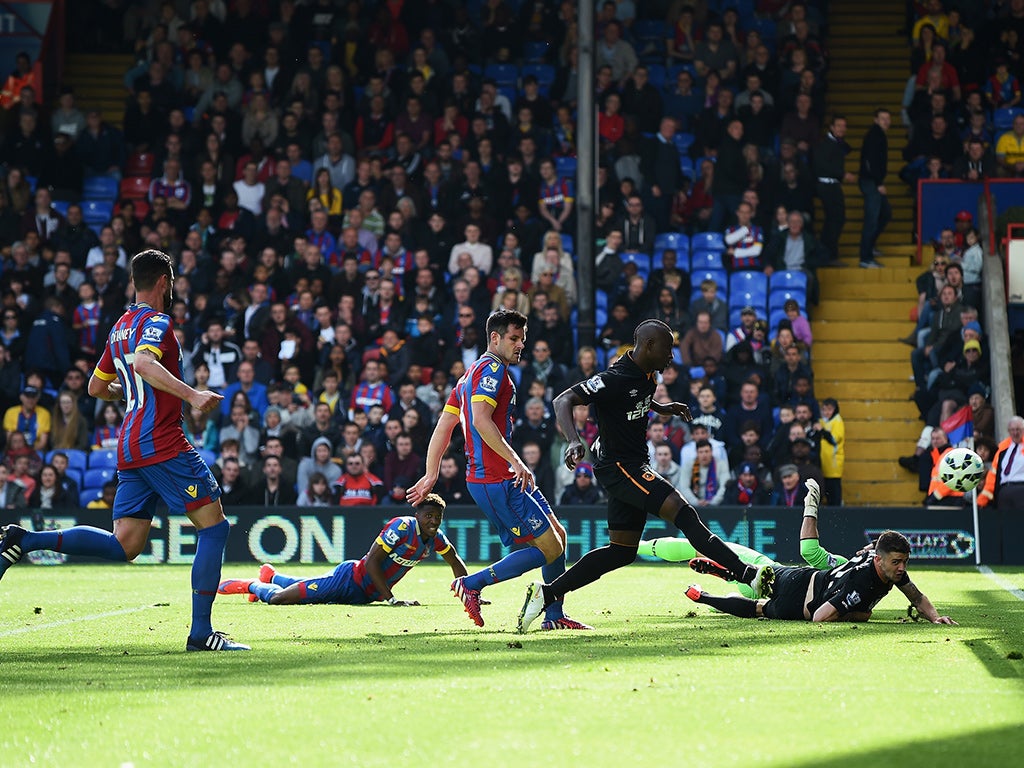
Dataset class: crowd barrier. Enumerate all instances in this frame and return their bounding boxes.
[7,504,1020,567]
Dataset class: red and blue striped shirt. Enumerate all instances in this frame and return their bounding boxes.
[94,304,192,469]
[445,351,516,483]
[351,516,452,601]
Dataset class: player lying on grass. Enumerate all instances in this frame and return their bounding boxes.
[682,483,956,623]
[640,478,849,599]
[218,493,468,606]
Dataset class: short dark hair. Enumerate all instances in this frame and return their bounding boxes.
[486,308,527,338]
[876,530,911,557]
[130,249,173,291]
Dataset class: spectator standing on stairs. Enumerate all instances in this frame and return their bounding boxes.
[858,109,892,269]
[813,114,856,266]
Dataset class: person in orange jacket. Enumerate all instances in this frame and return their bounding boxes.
[926,432,963,506]
[977,416,1024,510]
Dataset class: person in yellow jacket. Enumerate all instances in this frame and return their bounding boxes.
[977,416,1024,510]
[819,397,845,506]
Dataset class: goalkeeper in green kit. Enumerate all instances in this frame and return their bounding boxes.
[638,478,848,598]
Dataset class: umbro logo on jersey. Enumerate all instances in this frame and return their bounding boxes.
[398,521,408,530]
[629,389,638,396]
[489,362,500,372]
[186,485,198,498]
[309,583,318,591]
[511,526,521,536]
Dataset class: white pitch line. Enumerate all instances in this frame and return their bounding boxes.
[0,604,159,638]
[977,565,1024,601]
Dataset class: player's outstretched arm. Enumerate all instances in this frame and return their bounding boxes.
[407,410,459,505]
[899,580,958,624]
[364,543,419,606]
[441,545,470,580]
[133,349,222,412]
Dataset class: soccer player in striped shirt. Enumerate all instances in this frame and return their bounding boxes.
[0,249,248,651]
[407,308,589,630]
[218,493,468,606]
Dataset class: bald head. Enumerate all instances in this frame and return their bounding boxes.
[634,319,672,347]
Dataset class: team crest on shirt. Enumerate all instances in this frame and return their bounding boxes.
[582,375,605,394]
[186,484,198,498]
[841,591,862,609]
[480,376,499,393]
[383,529,400,545]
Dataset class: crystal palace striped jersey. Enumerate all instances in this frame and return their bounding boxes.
[351,516,452,601]
[93,304,192,469]
[444,351,516,483]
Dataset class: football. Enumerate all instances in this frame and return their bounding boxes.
[938,447,987,493]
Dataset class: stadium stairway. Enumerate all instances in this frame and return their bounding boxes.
[60,53,134,128]
[810,1,922,506]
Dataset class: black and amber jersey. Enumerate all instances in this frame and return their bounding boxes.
[810,550,910,618]
[570,352,657,470]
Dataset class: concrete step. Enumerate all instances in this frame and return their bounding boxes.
[842,460,917,483]
[817,266,920,283]
[845,441,917,461]
[813,360,909,380]
[844,480,923,506]
[815,299,912,322]
[811,320,916,342]
[811,382,917,405]
[811,342,909,361]
[818,282,916,300]
[843,419,923,441]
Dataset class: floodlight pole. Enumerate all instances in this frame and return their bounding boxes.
[575,0,596,349]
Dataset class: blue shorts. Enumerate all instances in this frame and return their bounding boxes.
[113,449,222,520]
[295,561,372,605]
[468,480,553,547]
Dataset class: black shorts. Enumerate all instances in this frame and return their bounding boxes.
[762,566,818,620]
[595,462,677,532]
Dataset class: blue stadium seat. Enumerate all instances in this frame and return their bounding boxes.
[595,289,608,311]
[728,291,765,316]
[680,156,696,181]
[632,19,666,61]
[82,175,119,201]
[84,467,117,489]
[689,269,728,302]
[673,132,695,155]
[560,233,574,253]
[26,175,37,193]
[646,65,667,90]
[620,251,651,277]
[769,270,809,293]
[484,63,518,87]
[769,288,808,312]
[595,306,608,329]
[994,107,1024,131]
[668,63,697,83]
[555,156,577,178]
[65,467,84,489]
[768,307,790,335]
[52,200,72,217]
[523,41,550,64]
[691,249,725,271]
[46,449,88,473]
[654,232,688,252]
[729,271,768,305]
[521,63,555,86]
[79,488,102,507]
[88,449,118,469]
[691,231,726,252]
[81,200,113,225]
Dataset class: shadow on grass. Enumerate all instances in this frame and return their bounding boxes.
[791,723,1023,768]
[0,611,983,695]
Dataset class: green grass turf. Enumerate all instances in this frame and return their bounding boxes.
[1,563,1022,767]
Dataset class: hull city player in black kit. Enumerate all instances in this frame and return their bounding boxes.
[686,528,957,624]
[517,319,775,632]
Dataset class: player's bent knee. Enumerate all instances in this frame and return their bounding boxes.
[607,543,639,568]
[534,530,565,563]
[188,499,227,529]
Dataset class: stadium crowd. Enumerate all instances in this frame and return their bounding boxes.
[0,0,856,513]
[897,0,1003,506]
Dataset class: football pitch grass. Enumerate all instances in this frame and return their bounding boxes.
[1,563,1022,768]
